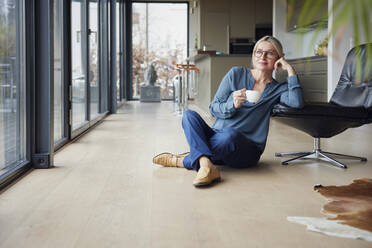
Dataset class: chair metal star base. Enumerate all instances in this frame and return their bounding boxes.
[275,138,367,169]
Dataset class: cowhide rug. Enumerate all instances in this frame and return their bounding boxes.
[288,178,372,241]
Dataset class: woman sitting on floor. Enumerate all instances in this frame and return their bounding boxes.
[153,36,304,187]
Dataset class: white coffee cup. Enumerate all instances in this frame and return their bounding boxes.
[245,90,262,103]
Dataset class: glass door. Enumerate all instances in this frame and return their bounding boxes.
[71,0,106,137]
[116,0,121,103]
[131,2,188,100]
[53,0,65,144]
[89,0,99,119]
[71,0,88,130]
[0,0,26,177]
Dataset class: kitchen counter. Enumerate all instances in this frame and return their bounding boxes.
[187,54,327,112]
[187,53,252,113]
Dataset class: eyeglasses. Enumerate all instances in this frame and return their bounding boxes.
[254,49,277,59]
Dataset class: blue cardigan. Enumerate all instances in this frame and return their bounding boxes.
[209,67,304,151]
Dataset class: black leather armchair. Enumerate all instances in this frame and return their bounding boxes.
[272,44,372,168]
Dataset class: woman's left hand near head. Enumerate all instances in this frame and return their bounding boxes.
[274,57,296,76]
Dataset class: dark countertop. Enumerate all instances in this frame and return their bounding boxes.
[287,55,327,61]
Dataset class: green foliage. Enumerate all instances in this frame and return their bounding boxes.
[288,0,372,83]
[315,37,328,56]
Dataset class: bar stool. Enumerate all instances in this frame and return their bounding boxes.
[172,61,200,115]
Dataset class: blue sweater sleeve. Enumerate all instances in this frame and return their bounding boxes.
[209,68,237,119]
[279,75,305,108]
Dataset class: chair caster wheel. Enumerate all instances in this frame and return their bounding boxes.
[282,162,288,165]
[361,158,367,162]
[275,153,282,157]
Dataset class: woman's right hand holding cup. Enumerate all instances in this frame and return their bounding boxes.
[233,88,246,109]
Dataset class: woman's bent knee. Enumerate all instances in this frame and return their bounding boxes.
[182,110,199,125]
[182,109,194,120]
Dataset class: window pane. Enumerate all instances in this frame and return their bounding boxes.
[132,3,187,100]
[0,0,26,173]
[54,0,64,142]
[71,0,87,129]
[116,0,120,102]
[89,0,99,119]
[99,1,108,113]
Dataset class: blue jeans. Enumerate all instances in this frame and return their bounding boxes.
[182,110,262,171]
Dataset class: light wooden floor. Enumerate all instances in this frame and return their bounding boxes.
[1,101,371,248]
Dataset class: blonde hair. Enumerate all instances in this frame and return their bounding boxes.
[253,36,284,58]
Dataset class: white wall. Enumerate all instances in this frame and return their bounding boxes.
[273,0,328,59]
